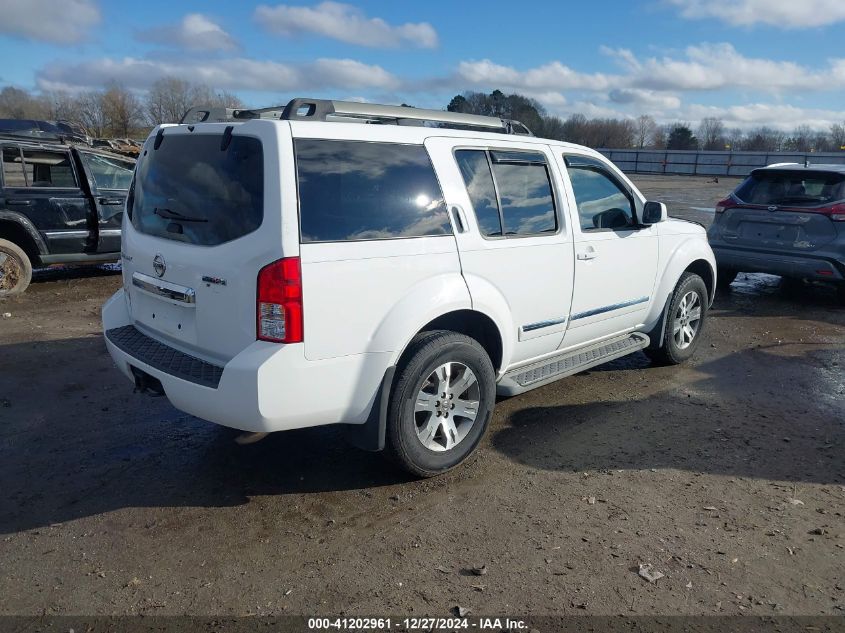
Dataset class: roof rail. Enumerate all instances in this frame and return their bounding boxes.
[180,98,533,136]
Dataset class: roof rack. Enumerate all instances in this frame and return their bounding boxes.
[180,98,533,136]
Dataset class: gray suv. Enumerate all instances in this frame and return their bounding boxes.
[708,164,845,298]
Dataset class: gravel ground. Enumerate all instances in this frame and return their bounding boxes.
[0,175,843,617]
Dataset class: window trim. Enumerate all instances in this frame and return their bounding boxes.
[564,154,643,233]
[453,146,562,240]
[294,138,453,244]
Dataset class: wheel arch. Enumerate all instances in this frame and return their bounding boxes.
[410,309,504,373]
[685,258,715,305]
[0,214,46,266]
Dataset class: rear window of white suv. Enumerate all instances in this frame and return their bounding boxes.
[129,133,263,246]
[295,140,451,242]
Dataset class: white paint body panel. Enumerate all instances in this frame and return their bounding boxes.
[103,119,715,434]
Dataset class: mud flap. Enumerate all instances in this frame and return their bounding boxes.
[646,294,673,350]
[342,365,395,452]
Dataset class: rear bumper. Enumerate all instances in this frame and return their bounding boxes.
[710,245,845,281]
[102,289,389,433]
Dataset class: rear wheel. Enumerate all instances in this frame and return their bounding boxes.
[716,267,737,290]
[645,272,708,366]
[0,239,32,298]
[385,330,495,478]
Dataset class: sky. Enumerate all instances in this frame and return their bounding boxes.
[1,0,845,131]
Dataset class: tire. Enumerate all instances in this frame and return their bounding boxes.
[0,239,32,298]
[385,330,496,478]
[645,272,708,366]
[716,267,737,290]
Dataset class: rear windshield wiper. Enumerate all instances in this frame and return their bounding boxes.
[154,207,208,223]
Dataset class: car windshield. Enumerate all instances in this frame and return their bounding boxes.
[735,170,845,207]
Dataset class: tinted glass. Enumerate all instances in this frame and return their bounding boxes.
[131,133,263,246]
[81,152,134,190]
[735,171,845,207]
[568,167,634,230]
[491,159,557,235]
[296,140,450,242]
[22,149,77,187]
[1,147,26,187]
[455,150,502,236]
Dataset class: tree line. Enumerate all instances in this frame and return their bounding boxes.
[0,79,243,139]
[447,90,845,153]
[2,82,844,151]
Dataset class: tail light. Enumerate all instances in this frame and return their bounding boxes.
[257,257,303,343]
[715,197,737,214]
[829,203,845,222]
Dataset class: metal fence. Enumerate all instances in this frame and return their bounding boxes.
[598,149,845,178]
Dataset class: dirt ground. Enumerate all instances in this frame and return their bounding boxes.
[0,176,843,617]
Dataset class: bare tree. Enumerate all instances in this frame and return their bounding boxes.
[0,86,49,119]
[101,82,142,137]
[744,127,784,152]
[146,77,193,125]
[698,117,726,151]
[634,115,657,149]
[788,125,814,152]
[831,123,845,150]
[725,127,744,151]
[77,91,107,137]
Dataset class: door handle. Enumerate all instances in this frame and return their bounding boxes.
[577,249,598,261]
[450,204,468,234]
[6,199,33,206]
[99,198,123,205]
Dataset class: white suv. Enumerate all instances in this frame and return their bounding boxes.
[102,98,716,476]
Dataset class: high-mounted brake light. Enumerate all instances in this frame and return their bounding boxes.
[257,257,303,343]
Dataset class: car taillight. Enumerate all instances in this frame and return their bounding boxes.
[829,203,845,222]
[257,257,303,343]
[714,197,737,214]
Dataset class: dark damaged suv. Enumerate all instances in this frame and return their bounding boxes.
[708,164,845,299]
[0,133,134,296]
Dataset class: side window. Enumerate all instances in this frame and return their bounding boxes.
[565,156,635,231]
[20,149,78,188]
[296,139,451,242]
[81,152,134,190]
[455,150,502,236]
[2,147,27,187]
[455,149,558,237]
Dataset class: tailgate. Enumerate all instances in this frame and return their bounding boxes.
[718,206,837,253]
[120,121,293,364]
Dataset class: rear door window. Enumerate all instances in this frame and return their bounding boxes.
[736,171,845,207]
[21,149,78,188]
[455,149,557,237]
[130,133,263,246]
[296,140,451,242]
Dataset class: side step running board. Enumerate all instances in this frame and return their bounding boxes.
[497,332,650,396]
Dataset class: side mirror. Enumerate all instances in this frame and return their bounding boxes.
[642,201,668,225]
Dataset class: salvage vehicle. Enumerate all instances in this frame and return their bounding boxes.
[709,164,845,299]
[102,98,716,476]
[0,133,134,296]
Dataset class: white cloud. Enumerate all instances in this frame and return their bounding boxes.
[456,59,614,92]
[254,2,438,48]
[138,14,238,52]
[668,0,845,28]
[0,0,100,44]
[36,56,399,93]
[603,43,845,93]
[609,88,681,110]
